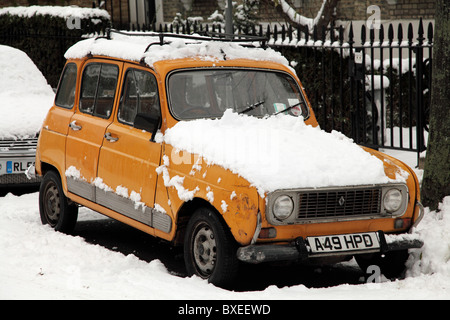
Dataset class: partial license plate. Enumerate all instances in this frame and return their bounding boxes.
[307,232,380,254]
[0,159,35,175]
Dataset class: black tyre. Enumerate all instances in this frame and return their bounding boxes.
[39,170,78,234]
[356,249,409,280]
[184,207,239,288]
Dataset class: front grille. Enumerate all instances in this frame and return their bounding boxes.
[297,188,381,220]
[0,138,38,153]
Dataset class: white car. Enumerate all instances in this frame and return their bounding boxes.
[0,45,54,188]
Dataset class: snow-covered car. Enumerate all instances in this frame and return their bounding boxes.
[35,30,424,288]
[0,45,54,188]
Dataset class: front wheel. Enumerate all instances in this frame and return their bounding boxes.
[39,170,78,234]
[184,207,239,288]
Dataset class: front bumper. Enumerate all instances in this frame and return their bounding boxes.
[237,230,424,264]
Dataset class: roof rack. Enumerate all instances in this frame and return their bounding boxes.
[98,28,268,51]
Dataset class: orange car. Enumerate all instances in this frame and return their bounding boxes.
[35,30,423,287]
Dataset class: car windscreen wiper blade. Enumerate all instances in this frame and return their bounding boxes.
[273,100,305,115]
[238,100,265,114]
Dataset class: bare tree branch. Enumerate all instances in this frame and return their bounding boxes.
[264,0,339,33]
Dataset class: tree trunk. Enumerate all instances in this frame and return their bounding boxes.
[421,0,450,210]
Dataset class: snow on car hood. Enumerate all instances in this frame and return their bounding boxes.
[162,110,407,196]
[0,45,55,139]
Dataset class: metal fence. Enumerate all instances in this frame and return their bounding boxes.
[265,20,432,166]
[122,20,433,165]
[1,17,433,165]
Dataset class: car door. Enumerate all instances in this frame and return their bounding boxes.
[96,64,168,232]
[65,59,122,201]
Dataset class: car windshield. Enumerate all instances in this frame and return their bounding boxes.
[167,69,309,120]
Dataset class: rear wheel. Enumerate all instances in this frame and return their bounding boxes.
[184,207,239,288]
[39,170,78,234]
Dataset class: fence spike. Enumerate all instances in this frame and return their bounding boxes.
[361,24,366,45]
[339,25,344,45]
[397,24,403,42]
[407,23,413,45]
[417,17,424,44]
[388,24,394,43]
[427,22,433,43]
[348,22,354,45]
[379,24,384,43]
[330,23,335,43]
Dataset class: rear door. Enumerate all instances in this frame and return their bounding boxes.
[65,59,122,201]
[96,64,168,232]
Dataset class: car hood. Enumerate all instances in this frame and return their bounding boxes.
[161,110,409,196]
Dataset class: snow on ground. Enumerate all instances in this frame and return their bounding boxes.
[1,190,449,300]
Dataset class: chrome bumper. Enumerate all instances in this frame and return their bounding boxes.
[237,231,424,264]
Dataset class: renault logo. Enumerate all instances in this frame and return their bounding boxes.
[338,196,346,206]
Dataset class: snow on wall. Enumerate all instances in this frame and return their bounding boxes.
[0,5,110,20]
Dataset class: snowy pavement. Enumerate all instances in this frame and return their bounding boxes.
[1,186,449,299]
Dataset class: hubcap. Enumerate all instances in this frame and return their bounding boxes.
[44,184,60,226]
[193,224,217,277]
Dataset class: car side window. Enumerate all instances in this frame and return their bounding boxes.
[55,63,77,109]
[118,69,160,130]
[79,63,119,118]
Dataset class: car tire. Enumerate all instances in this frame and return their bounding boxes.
[184,207,239,288]
[39,170,78,234]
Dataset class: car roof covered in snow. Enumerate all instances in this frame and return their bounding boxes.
[64,30,291,69]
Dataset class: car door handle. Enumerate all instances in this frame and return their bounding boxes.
[69,120,82,131]
[104,132,119,142]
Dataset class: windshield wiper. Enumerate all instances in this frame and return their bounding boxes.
[273,100,305,115]
[238,100,265,114]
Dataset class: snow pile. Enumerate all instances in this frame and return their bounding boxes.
[0,45,55,139]
[163,110,405,196]
[64,33,290,68]
[0,5,110,20]
[408,196,450,277]
[1,193,449,299]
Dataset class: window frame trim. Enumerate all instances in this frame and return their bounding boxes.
[79,62,120,120]
[54,62,78,110]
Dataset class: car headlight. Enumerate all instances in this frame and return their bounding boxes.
[383,188,403,213]
[273,195,294,220]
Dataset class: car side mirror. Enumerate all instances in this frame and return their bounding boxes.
[134,113,161,140]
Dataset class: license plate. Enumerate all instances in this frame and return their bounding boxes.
[307,232,380,254]
[0,159,35,175]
